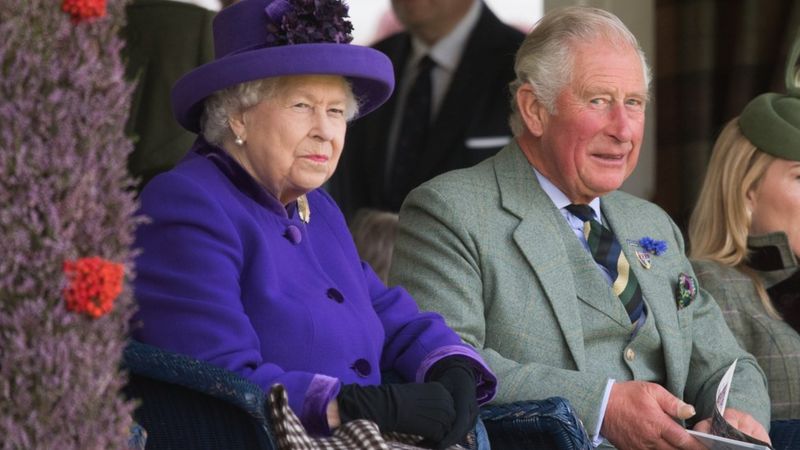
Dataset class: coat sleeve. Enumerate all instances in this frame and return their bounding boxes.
[390,183,611,432]
[669,221,771,429]
[132,171,338,435]
[314,189,498,403]
[361,261,496,403]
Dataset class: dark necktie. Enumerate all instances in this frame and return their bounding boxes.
[387,55,435,210]
[565,204,645,324]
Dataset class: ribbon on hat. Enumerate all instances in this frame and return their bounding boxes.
[738,30,800,161]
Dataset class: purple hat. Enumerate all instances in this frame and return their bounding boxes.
[171,0,395,133]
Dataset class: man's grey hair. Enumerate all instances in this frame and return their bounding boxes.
[508,6,652,137]
[201,76,360,147]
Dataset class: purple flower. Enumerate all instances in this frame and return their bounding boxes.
[676,272,697,309]
[1,0,139,447]
[265,0,353,46]
[638,237,667,256]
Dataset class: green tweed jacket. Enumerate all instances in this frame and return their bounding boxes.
[390,143,771,435]
[693,232,800,419]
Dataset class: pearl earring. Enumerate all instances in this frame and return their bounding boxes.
[234,135,244,146]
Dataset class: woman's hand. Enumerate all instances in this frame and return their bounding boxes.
[426,357,479,449]
[337,382,456,444]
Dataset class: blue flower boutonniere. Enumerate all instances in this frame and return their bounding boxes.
[638,237,668,256]
[627,237,668,269]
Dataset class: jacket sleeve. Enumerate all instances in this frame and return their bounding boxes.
[668,220,771,429]
[361,261,496,404]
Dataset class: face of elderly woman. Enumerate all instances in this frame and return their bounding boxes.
[228,75,349,205]
[748,157,800,255]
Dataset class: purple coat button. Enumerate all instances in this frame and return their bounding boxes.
[351,359,372,378]
[326,288,344,303]
[284,225,302,244]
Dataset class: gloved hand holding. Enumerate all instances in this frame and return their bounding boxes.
[426,356,478,449]
[337,381,456,444]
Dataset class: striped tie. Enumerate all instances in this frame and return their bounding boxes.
[565,204,645,324]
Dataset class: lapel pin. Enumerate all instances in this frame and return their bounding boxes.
[635,249,652,269]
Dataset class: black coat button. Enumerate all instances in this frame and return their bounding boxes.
[351,359,372,378]
[284,225,302,244]
[326,288,344,303]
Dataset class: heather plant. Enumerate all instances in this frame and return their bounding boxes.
[0,0,141,448]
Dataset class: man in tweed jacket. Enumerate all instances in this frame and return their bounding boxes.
[390,6,771,449]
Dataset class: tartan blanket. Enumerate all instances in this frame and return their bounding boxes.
[268,384,468,450]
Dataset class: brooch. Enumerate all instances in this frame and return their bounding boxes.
[297,194,310,224]
[626,237,668,269]
[676,272,697,309]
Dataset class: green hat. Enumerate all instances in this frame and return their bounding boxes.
[739,31,800,161]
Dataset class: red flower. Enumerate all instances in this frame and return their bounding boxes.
[62,0,106,22]
[63,257,124,318]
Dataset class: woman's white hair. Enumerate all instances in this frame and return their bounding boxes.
[508,6,652,136]
[201,76,360,147]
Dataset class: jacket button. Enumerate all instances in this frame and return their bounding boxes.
[351,359,372,378]
[625,348,635,362]
[284,225,302,244]
[326,288,344,303]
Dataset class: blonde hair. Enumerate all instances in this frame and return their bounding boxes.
[349,209,399,284]
[688,118,779,318]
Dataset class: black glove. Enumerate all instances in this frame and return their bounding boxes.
[426,356,478,449]
[337,382,455,443]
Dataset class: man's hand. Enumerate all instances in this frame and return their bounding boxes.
[693,408,771,444]
[601,381,706,450]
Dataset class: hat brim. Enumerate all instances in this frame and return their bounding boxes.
[172,43,395,133]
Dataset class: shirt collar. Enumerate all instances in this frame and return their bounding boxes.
[409,0,481,72]
[747,232,799,272]
[532,166,602,220]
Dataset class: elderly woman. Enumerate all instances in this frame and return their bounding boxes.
[131,0,496,447]
[688,34,800,420]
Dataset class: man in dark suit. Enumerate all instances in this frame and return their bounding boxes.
[332,0,524,218]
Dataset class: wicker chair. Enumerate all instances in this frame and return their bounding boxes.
[480,397,592,450]
[122,340,278,449]
[122,340,591,450]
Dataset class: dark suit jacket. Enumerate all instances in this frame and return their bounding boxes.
[332,4,524,218]
[123,0,215,189]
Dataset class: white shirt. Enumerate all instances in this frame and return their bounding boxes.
[531,166,613,447]
[407,0,482,118]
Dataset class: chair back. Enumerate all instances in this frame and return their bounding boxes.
[122,340,278,449]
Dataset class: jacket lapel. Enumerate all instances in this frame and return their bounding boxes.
[602,195,686,392]
[359,36,411,195]
[495,144,586,369]
[561,223,632,328]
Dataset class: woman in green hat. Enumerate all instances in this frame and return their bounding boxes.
[689,34,800,420]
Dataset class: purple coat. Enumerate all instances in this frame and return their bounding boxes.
[131,140,496,434]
